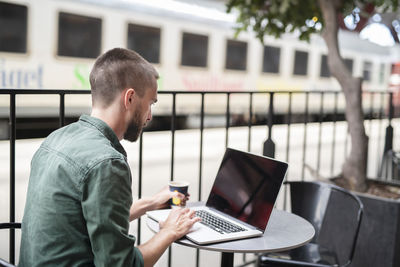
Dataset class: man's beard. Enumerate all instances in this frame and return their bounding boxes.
[123,113,143,142]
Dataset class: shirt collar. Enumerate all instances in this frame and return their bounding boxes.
[79,114,127,157]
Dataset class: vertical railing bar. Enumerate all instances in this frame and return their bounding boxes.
[168,93,176,267]
[198,93,205,201]
[369,92,374,135]
[344,92,349,159]
[284,93,292,210]
[268,93,273,141]
[196,93,205,267]
[225,93,230,148]
[385,152,389,180]
[377,93,384,172]
[285,93,292,162]
[9,93,16,264]
[171,93,176,182]
[241,93,252,267]
[247,93,253,152]
[59,93,65,127]
[382,92,394,181]
[242,92,253,267]
[367,92,374,177]
[301,92,309,181]
[344,124,349,158]
[263,93,275,158]
[137,132,143,245]
[330,92,338,177]
[386,92,394,148]
[317,92,324,175]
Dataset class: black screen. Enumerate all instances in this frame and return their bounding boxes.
[206,148,288,230]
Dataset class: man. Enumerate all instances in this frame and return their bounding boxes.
[19,48,200,267]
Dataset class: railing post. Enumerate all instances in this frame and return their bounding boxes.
[198,93,205,202]
[263,92,275,158]
[9,93,16,264]
[59,93,65,127]
[301,92,309,180]
[196,93,205,267]
[317,93,324,175]
[225,93,230,148]
[247,93,253,152]
[379,93,394,178]
[330,92,338,176]
[383,92,394,154]
[137,132,143,245]
[168,92,176,267]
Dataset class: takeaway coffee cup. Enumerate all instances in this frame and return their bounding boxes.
[169,181,189,207]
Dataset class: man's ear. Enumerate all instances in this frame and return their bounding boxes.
[123,88,135,109]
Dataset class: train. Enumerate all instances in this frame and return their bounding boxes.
[0,0,399,138]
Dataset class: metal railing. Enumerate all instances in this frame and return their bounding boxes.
[0,88,396,266]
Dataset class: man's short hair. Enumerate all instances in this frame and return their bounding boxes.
[90,48,159,108]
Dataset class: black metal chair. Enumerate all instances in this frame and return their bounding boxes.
[258,181,363,267]
[0,223,21,267]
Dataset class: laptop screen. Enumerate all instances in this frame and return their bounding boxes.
[206,148,288,231]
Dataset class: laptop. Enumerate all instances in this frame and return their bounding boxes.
[146,147,288,245]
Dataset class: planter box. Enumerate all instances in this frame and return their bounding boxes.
[351,190,400,267]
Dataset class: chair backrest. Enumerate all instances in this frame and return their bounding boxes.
[288,181,331,242]
[0,223,22,267]
[287,181,363,267]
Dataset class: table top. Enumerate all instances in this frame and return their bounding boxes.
[146,206,315,254]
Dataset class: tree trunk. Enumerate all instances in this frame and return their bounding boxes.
[318,0,368,192]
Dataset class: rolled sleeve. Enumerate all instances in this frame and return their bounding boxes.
[81,158,143,267]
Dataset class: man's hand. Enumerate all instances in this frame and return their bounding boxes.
[151,185,190,210]
[159,208,201,240]
[129,186,190,221]
[138,208,201,267]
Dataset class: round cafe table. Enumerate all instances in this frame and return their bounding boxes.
[146,203,315,267]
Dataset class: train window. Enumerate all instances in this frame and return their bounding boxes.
[0,2,27,53]
[225,39,247,71]
[344,58,353,75]
[321,56,353,77]
[293,50,308,76]
[181,32,208,67]
[57,12,101,58]
[363,61,372,81]
[320,55,330,77]
[262,45,280,73]
[128,24,160,64]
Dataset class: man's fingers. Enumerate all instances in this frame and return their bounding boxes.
[186,216,201,229]
[171,207,188,217]
[193,217,201,223]
[187,209,196,218]
[173,191,187,200]
[171,191,190,200]
[184,210,200,225]
[181,208,191,216]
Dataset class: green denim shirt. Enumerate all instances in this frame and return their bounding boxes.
[19,115,143,267]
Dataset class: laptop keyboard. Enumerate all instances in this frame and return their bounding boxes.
[195,210,246,234]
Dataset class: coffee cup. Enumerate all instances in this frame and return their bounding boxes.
[169,181,189,207]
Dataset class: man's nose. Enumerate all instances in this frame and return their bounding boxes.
[147,111,152,121]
